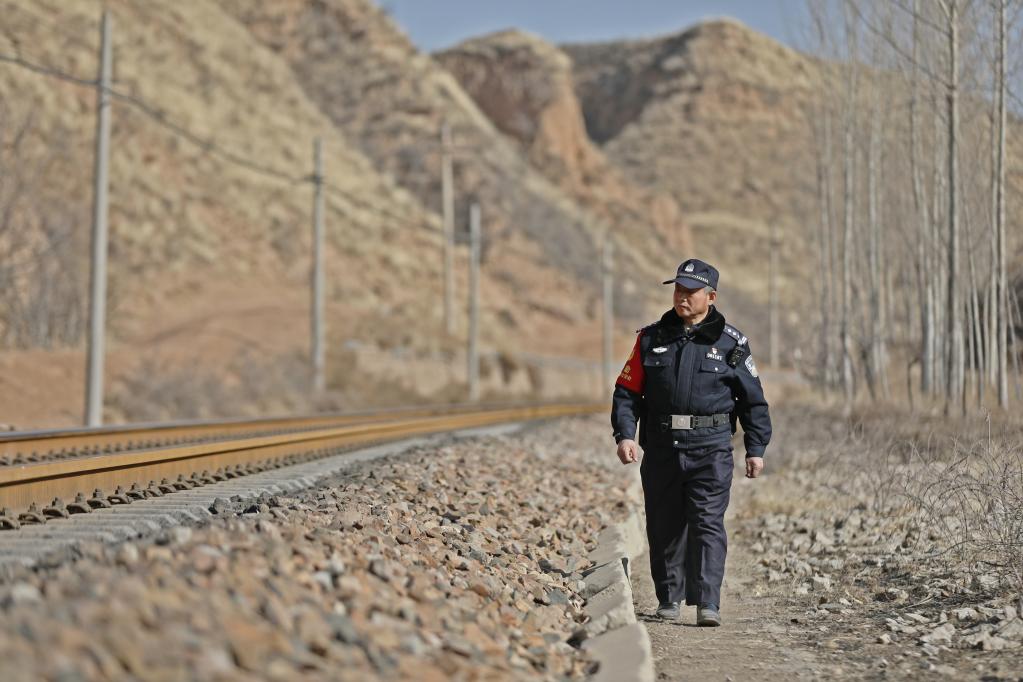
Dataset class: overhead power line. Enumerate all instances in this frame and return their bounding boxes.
[0,49,437,230]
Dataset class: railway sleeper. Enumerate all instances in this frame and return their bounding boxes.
[2,441,371,532]
[123,484,146,502]
[18,503,47,525]
[89,489,112,509]
[43,498,69,519]
[66,493,92,514]
[0,507,20,530]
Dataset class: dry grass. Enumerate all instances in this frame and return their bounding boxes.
[771,402,1023,597]
[896,434,1023,593]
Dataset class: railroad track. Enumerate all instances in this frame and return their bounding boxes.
[0,402,603,530]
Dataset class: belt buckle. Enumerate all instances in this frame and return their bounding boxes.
[671,415,692,430]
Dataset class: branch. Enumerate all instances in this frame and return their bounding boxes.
[845,0,945,83]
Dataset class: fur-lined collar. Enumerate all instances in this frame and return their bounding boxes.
[656,305,727,344]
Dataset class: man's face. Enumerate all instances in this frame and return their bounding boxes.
[673,283,715,320]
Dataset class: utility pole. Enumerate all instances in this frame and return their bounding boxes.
[311,137,326,393]
[602,234,614,391]
[467,202,481,402]
[84,11,112,427]
[441,122,456,336]
[768,221,779,368]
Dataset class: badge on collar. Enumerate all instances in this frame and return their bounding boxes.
[652,346,668,354]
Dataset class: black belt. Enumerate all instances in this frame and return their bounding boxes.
[655,413,730,431]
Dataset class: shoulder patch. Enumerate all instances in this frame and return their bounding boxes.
[723,326,748,345]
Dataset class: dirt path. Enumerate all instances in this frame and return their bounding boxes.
[630,471,831,681]
[627,404,1023,681]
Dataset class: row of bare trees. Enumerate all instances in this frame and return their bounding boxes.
[805,0,1022,413]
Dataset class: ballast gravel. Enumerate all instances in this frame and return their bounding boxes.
[0,416,630,681]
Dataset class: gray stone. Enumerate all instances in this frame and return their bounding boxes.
[5,582,42,606]
[581,560,629,599]
[588,542,628,572]
[919,622,955,646]
[582,623,655,682]
[584,579,635,636]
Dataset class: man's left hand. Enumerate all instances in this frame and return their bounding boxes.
[745,457,764,478]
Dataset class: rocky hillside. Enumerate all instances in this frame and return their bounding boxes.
[221,0,683,324]
[0,0,654,427]
[564,20,819,332]
[565,18,1023,345]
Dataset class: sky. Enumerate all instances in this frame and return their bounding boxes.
[375,0,806,52]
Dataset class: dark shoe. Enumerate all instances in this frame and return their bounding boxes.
[697,604,721,626]
[656,601,680,620]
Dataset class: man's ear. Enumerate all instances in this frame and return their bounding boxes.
[708,290,718,303]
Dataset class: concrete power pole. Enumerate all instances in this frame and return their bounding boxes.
[602,235,614,392]
[768,221,779,368]
[84,11,112,427]
[441,122,456,336]
[467,202,481,402]
[311,138,326,393]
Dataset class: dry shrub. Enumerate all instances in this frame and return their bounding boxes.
[106,351,319,423]
[787,404,1023,596]
[896,434,1023,593]
[0,105,87,349]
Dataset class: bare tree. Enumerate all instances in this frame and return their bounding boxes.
[994,0,1010,407]
[935,0,966,414]
[0,104,86,349]
[840,3,860,408]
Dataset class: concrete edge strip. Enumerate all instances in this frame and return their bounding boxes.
[583,467,653,682]
[0,421,528,577]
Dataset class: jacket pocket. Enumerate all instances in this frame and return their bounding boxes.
[699,358,727,374]
[642,352,673,399]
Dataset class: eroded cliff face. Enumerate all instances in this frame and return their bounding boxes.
[435,29,691,262]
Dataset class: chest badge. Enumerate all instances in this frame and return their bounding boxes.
[706,348,724,361]
[652,346,668,354]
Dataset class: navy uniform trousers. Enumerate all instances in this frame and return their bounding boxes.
[640,443,733,607]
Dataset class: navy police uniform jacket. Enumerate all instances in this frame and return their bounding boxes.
[611,306,771,456]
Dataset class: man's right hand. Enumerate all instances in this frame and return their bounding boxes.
[616,439,640,465]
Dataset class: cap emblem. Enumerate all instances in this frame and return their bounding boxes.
[684,263,694,272]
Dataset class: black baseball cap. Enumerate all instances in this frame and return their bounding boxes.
[663,258,719,290]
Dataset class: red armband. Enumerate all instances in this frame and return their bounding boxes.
[616,335,645,393]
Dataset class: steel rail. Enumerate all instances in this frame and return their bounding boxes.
[0,402,603,521]
[0,402,553,464]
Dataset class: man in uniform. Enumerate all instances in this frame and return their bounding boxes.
[611,258,771,626]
